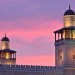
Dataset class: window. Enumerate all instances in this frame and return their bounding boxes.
[73,55,75,59]
[59,55,62,60]
[58,50,63,62]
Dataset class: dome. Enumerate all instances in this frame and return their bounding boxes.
[64,10,75,16]
[1,34,10,41]
[64,5,75,16]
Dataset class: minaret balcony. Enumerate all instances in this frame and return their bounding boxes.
[0,58,16,60]
[54,26,75,42]
[55,38,75,42]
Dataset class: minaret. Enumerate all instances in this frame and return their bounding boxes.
[54,5,75,67]
[0,34,16,65]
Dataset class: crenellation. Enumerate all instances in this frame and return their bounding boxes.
[11,65,15,67]
[25,65,30,68]
[20,65,25,68]
[31,65,36,69]
[0,65,64,71]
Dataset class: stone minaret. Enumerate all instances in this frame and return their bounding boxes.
[54,5,75,67]
[0,34,16,65]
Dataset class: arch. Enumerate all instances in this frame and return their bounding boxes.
[58,50,63,62]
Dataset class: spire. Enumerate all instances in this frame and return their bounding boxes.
[69,4,71,10]
[5,33,6,37]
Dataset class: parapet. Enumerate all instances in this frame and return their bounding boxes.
[0,64,64,72]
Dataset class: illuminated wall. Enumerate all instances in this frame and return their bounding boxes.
[1,41,10,50]
[64,15,75,27]
[73,30,75,39]
[6,52,11,59]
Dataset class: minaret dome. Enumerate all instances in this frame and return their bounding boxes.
[64,5,75,16]
[1,34,10,41]
[1,34,10,50]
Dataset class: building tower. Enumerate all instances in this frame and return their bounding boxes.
[54,5,75,67]
[0,34,16,65]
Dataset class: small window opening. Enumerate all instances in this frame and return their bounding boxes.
[73,55,75,59]
[59,55,62,60]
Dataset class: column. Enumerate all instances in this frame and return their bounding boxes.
[64,29,66,39]
[15,53,16,59]
[71,30,73,40]
[58,33,60,40]
[55,33,56,42]
[0,52,1,59]
[61,32,63,40]
[11,53,13,58]
[13,53,14,59]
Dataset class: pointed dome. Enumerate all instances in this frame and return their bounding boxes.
[64,5,75,16]
[1,34,10,41]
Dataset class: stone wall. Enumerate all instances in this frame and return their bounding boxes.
[0,65,64,75]
[64,67,75,75]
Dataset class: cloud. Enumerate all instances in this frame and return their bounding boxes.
[0,14,63,31]
[0,0,66,21]
[17,55,55,66]
[0,17,62,58]
[0,0,69,65]
[0,29,54,55]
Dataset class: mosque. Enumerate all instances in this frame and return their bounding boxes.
[0,5,75,75]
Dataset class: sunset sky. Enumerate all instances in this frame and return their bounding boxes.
[0,0,75,66]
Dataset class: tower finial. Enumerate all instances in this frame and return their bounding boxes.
[5,33,6,37]
[69,4,71,10]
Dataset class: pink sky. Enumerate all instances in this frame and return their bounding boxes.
[0,0,75,66]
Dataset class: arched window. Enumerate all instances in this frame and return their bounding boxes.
[58,50,63,62]
[73,55,75,59]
